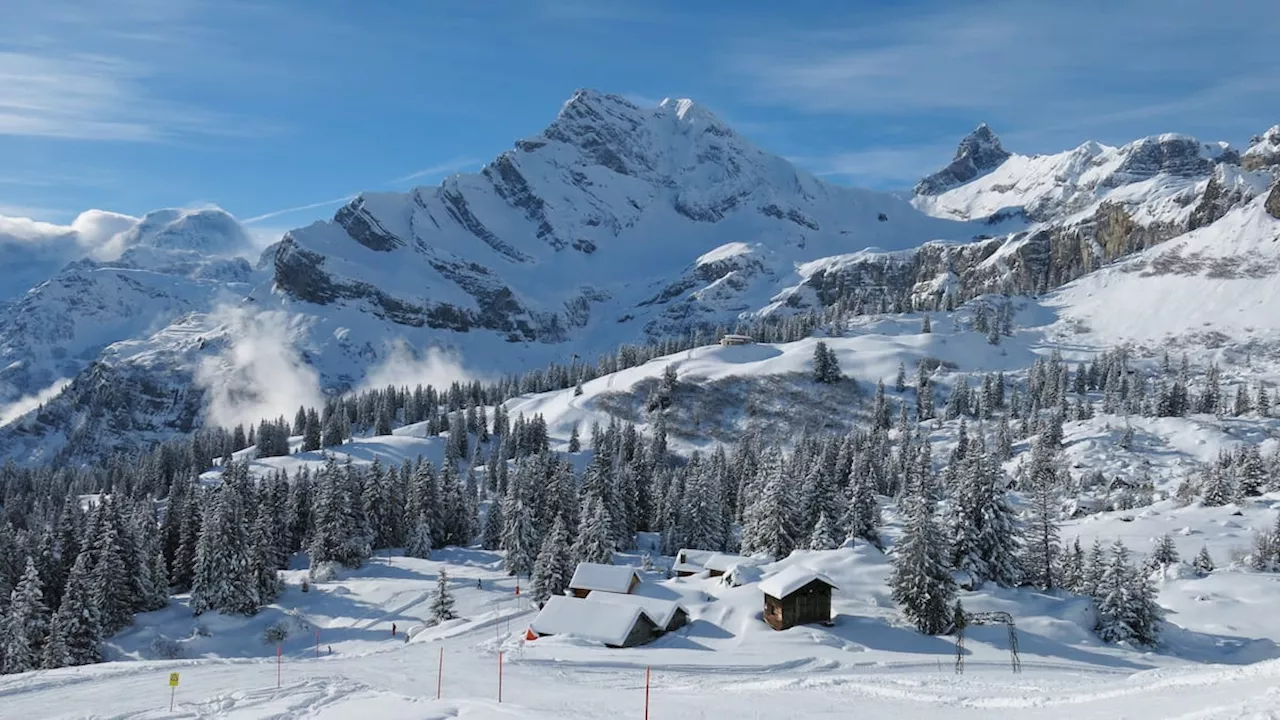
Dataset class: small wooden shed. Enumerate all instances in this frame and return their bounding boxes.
[568,562,642,598]
[759,566,839,631]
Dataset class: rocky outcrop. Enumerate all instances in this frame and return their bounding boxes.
[1244,126,1280,171]
[1267,182,1280,220]
[915,124,1011,195]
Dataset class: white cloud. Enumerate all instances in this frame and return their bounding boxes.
[0,378,71,428]
[386,157,481,186]
[194,305,325,430]
[359,340,478,393]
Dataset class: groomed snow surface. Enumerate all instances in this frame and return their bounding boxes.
[7,543,1280,719]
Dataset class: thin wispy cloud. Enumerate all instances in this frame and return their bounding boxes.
[242,157,482,227]
[241,195,354,225]
[0,4,268,143]
[388,157,481,186]
[730,0,1280,150]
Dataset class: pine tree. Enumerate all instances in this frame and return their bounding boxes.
[4,558,49,674]
[531,518,574,605]
[502,497,539,577]
[921,314,932,333]
[1192,546,1215,575]
[303,409,322,452]
[90,510,133,634]
[808,511,841,550]
[568,423,581,453]
[573,496,615,566]
[191,488,257,615]
[429,570,456,626]
[406,517,433,559]
[890,494,955,635]
[481,498,503,551]
[1059,537,1085,592]
[1082,539,1107,597]
[43,551,100,669]
[1150,534,1180,567]
[740,450,797,559]
[895,362,907,393]
[813,342,841,384]
[1021,442,1062,590]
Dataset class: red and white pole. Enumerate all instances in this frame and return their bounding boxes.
[436,647,444,700]
[498,651,504,703]
[644,666,651,720]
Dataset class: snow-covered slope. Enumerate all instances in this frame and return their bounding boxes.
[0,208,262,410]
[262,90,982,379]
[912,131,1246,224]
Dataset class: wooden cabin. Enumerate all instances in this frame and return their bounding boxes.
[703,553,747,578]
[720,334,755,347]
[529,596,660,648]
[673,548,716,577]
[759,567,839,631]
[568,562,642,598]
[586,591,689,633]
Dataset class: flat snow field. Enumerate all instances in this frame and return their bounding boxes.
[5,547,1280,719]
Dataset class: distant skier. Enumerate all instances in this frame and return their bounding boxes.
[477,578,483,589]
[392,622,397,637]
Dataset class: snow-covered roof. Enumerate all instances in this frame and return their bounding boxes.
[585,591,687,628]
[672,562,705,575]
[676,549,717,567]
[529,595,650,646]
[758,566,839,599]
[704,553,749,572]
[568,563,641,594]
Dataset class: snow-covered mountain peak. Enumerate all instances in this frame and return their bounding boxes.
[115,207,254,256]
[914,123,1012,196]
[1244,125,1280,170]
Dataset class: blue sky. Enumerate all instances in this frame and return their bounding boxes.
[4,0,1277,241]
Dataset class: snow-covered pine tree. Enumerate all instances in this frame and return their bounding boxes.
[890,493,955,635]
[843,466,882,548]
[568,423,581,453]
[1150,533,1180,567]
[1192,545,1215,575]
[89,507,133,634]
[43,550,101,669]
[948,441,1021,587]
[502,495,539,577]
[481,497,503,551]
[191,487,257,616]
[895,362,907,392]
[406,515,433,559]
[921,314,932,333]
[3,558,49,674]
[303,408,322,452]
[1059,537,1085,593]
[812,341,841,384]
[808,511,841,550]
[1200,464,1235,507]
[429,569,456,626]
[1021,442,1062,590]
[871,379,890,430]
[1082,538,1107,597]
[740,449,797,559]
[531,517,574,605]
[573,495,615,565]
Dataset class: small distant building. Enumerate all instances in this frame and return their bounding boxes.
[528,595,659,648]
[759,566,839,631]
[585,591,690,633]
[719,334,754,347]
[568,562,642,598]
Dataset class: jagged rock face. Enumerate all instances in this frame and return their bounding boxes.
[914,124,1011,196]
[1267,182,1280,220]
[1102,134,1226,188]
[268,88,973,365]
[1244,126,1280,171]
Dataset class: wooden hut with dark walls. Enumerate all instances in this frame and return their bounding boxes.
[759,566,839,631]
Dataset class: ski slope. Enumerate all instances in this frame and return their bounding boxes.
[6,543,1280,719]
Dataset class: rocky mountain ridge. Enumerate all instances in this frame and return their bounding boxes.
[0,90,1276,463]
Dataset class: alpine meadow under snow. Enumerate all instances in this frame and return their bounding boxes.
[2,90,1280,718]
